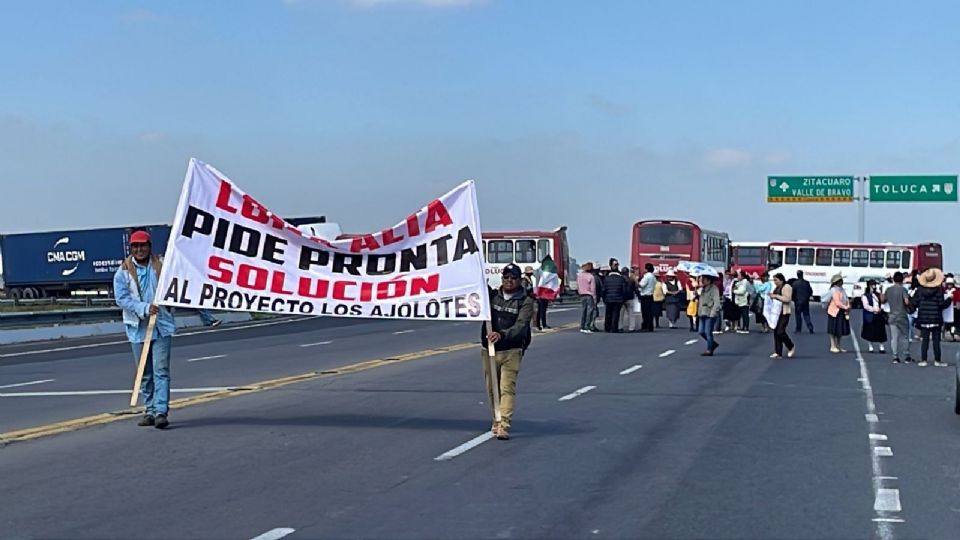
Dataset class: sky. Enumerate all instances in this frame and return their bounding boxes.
[1,0,959,268]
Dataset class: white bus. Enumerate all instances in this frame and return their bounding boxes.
[767,241,944,301]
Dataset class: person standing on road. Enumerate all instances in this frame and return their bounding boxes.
[652,276,665,329]
[663,270,683,329]
[685,274,699,332]
[942,277,956,342]
[769,273,796,358]
[753,272,772,333]
[697,275,722,356]
[734,271,752,334]
[792,270,815,334]
[826,274,851,354]
[113,230,175,430]
[911,268,952,368]
[602,266,631,333]
[882,272,913,364]
[620,268,641,332]
[482,263,536,440]
[638,263,657,332]
[860,280,887,353]
[577,262,598,334]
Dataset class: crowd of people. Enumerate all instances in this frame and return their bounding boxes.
[574,260,960,364]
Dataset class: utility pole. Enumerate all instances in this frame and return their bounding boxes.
[857,176,867,243]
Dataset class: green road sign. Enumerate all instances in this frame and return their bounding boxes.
[869,175,958,202]
[767,176,854,203]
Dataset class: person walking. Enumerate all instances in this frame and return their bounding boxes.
[697,275,722,356]
[663,270,683,329]
[882,272,913,364]
[620,268,641,332]
[113,230,176,429]
[911,268,952,367]
[481,263,536,440]
[826,274,851,353]
[685,275,699,332]
[652,277,666,329]
[792,270,815,333]
[734,271,752,334]
[603,265,631,333]
[638,263,657,332]
[943,277,957,342]
[577,262,598,333]
[861,280,887,353]
[722,271,737,333]
[769,273,796,358]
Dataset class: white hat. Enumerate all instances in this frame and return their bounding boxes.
[946,277,955,286]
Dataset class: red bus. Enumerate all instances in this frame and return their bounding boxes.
[631,220,730,275]
[481,227,573,293]
[729,241,772,277]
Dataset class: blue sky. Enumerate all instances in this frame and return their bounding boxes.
[1,0,959,267]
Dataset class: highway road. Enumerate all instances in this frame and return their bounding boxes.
[1,306,959,539]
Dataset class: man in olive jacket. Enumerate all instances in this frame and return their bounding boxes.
[481,263,536,440]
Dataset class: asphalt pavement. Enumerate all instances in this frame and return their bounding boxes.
[1,306,958,539]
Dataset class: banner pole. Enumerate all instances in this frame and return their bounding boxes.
[129,313,157,408]
[484,320,502,423]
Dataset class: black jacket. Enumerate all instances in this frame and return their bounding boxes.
[480,287,535,351]
[912,286,951,326]
[602,273,632,304]
[792,278,813,304]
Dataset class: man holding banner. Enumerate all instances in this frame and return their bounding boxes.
[482,263,535,440]
[114,230,176,429]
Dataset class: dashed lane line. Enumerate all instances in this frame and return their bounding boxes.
[0,379,55,389]
[186,354,227,363]
[558,385,596,401]
[0,323,578,445]
[434,432,495,461]
[619,365,642,375]
[299,341,333,348]
[684,339,698,345]
[250,528,296,540]
[659,350,676,358]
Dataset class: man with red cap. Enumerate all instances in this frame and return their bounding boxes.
[113,229,177,429]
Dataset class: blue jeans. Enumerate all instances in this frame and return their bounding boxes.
[131,336,172,415]
[580,296,596,330]
[198,309,219,326]
[698,316,716,351]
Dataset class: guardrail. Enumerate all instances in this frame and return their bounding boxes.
[0,307,122,327]
[0,297,117,308]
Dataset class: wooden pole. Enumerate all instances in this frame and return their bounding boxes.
[129,313,157,408]
[484,321,502,423]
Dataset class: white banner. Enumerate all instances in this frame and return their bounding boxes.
[156,159,490,321]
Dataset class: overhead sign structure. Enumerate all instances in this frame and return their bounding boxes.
[868,175,958,203]
[766,176,855,203]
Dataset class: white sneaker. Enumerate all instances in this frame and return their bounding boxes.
[580,329,593,334]
[787,347,796,358]
[917,361,928,367]
[934,362,948,368]
[868,346,874,352]
[770,353,782,358]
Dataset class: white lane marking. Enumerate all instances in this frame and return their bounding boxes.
[684,339,698,345]
[0,378,55,389]
[299,341,333,348]
[658,350,676,358]
[873,518,905,523]
[393,330,415,335]
[875,447,893,457]
[0,387,248,397]
[876,476,899,481]
[250,528,296,540]
[186,354,227,363]
[619,365,642,375]
[874,489,902,512]
[0,317,312,358]
[558,386,597,401]
[852,335,899,539]
[434,432,495,461]
[869,434,888,441]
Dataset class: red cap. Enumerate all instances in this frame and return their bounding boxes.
[129,230,151,244]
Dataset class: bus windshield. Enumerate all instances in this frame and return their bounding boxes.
[639,225,693,245]
[735,247,764,266]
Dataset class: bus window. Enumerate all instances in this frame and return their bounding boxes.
[901,250,912,270]
[482,241,487,260]
[515,240,536,264]
[735,247,764,266]
[537,239,551,263]
[852,249,869,267]
[886,251,901,269]
[798,248,814,265]
[769,249,783,268]
[488,240,514,264]
[815,248,832,266]
[639,225,693,245]
[785,248,797,265]
[834,249,851,266]
[869,250,885,268]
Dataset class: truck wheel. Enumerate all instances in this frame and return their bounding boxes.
[23,287,36,299]
[9,288,22,300]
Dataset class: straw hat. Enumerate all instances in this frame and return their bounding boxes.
[830,273,844,285]
[582,261,594,271]
[918,267,945,288]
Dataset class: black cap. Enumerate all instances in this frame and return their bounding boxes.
[502,263,522,278]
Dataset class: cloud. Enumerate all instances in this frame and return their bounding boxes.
[763,151,791,165]
[703,148,753,168]
[586,94,633,117]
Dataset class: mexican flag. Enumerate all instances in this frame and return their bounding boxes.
[535,256,561,300]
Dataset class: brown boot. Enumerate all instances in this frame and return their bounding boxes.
[491,421,499,434]
[495,424,510,440]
